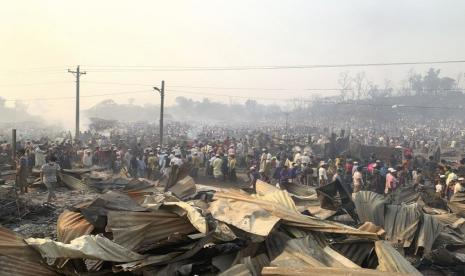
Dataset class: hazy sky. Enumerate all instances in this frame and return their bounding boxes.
[1,0,465,128]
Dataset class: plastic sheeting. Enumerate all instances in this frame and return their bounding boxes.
[25,234,145,262]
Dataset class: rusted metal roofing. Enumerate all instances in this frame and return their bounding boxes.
[57,210,94,243]
[0,227,59,276]
[211,189,378,239]
[106,210,197,251]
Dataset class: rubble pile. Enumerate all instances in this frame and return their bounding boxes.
[1,168,465,275]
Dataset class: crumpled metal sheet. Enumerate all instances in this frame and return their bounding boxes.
[168,175,196,199]
[279,181,317,199]
[25,234,145,262]
[374,240,421,275]
[384,203,421,247]
[262,266,407,275]
[106,210,197,251]
[162,201,208,234]
[254,184,299,214]
[114,252,182,272]
[209,196,280,236]
[448,190,465,217]
[354,191,387,227]
[358,222,386,237]
[57,210,94,243]
[270,233,360,269]
[211,189,378,239]
[0,227,59,276]
[415,214,444,254]
[79,190,146,229]
[330,240,376,267]
[59,172,88,191]
[315,179,353,212]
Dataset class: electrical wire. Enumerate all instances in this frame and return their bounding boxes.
[83,59,465,72]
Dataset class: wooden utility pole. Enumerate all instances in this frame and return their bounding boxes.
[153,81,165,146]
[11,129,16,163]
[68,65,86,141]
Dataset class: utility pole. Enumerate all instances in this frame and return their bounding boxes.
[11,129,16,164]
[153,81,165,146]
[68,65,86,141]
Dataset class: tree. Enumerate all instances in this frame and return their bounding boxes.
[352,71,368,100]
[338,71,352,101]
[423,68,441,95]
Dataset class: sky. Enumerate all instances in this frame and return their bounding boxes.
[1,0,465,128]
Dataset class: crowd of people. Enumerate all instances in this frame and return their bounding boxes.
[2,119,465,203]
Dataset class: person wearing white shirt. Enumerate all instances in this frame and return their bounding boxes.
[318,165,328,187]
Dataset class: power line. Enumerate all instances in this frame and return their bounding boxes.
[0,81,71,87]
[3,89,152,102]
[83,59,465,72]
[73,81,465,92]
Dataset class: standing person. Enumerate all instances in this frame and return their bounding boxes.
[137,155,146,178]
[147,152,158,180]
[113,155,122,174]
[16,149,29,194]
[228,154,237,182]
[221,153,229,181]
[212,154,223,180]
[259,148,272,182]
[249,166,260,192]
[190,152,200,179]
[413,168,424,191]
[129,155,138,178]
[35,145,46,168]
[385,168,398,194]
[318,163,328,187]
[353,166,364,193]
[435,179,443,199]
[40,156,61,203]
[279,164,291,186]
[82,149,93,167]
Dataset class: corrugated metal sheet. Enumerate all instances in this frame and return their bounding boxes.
[354,191,387,227]
[0,227,59,276]
[279,181,316,198]
[212,189,378,239]
[374,240,421,275]
[262,266,407,275]
[415,214,443,254]
[271,234,360,269]
[106,210,197,251]
[330,240,376,267]
[57,210,94,243]
[0,255,59,276]
[59,172,88,191]
[168,175,196,199]
[384,203,421,247]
